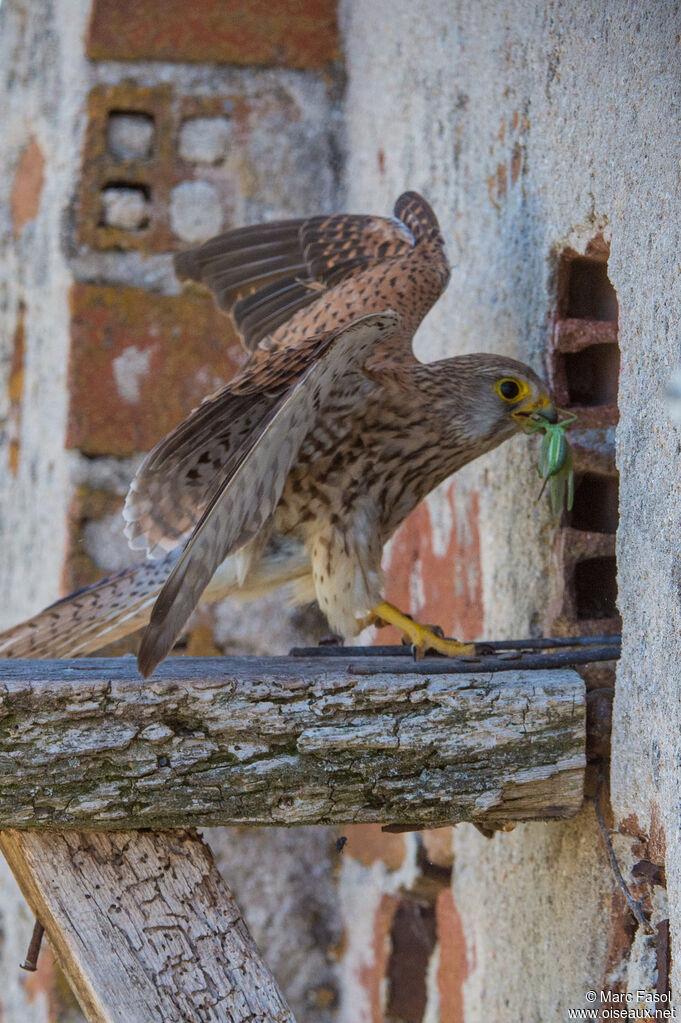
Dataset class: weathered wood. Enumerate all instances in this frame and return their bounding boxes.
[0,828,296,1023]
[0,656,586,829]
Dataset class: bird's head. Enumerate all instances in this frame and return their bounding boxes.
[449,354,556,446]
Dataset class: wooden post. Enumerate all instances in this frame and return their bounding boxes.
[0,654,586,1019]
[0,656,585,830]
[0,828,296,1023]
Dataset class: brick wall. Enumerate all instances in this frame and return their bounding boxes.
[0,0,341,1019]
[64,26,339,660]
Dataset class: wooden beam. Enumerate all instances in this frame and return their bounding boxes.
[0,828,296,1023]
[0,656,585,829]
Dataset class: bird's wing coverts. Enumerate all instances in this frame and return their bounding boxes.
[123,325,369,558]
[123,388,276,558]
[126,193,447,559]
[173,192,442,351]
[137,311,401,677]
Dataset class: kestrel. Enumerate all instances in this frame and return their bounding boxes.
[0,192,556,676]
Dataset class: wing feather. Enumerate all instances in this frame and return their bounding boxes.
[239,293,318,349]
[129,193,446,560]
[174,220,305,281]
[123,337,332,557]
[173,197,423,351]
[123,391,271,557]
[233,277,312,337]
[137,311,401,677]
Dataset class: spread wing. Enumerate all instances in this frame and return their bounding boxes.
[124,192,448,558]
[174,191,442,352]
[123,341,322,558]
[137,311,400,678]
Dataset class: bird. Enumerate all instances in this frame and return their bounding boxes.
[0,192,556,677]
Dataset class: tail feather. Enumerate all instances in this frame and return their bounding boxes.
[0,536,313,661]
[0,556,177,659]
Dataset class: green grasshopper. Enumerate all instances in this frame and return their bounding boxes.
[525,410,577,518]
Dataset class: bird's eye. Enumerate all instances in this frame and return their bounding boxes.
[496,378,523,402]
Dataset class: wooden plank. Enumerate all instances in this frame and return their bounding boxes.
[0,656,585,830]
[0,828,296,1023]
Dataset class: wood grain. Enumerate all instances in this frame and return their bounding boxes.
[0,828,296,1023]
[0,656,586,829]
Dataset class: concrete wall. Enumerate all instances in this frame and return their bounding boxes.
[1,4,90,1018]
[338,0,680,1017]
[0,0,89,625]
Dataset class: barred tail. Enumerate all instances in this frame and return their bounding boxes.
[0,536,312,661]
[0,555,179,659]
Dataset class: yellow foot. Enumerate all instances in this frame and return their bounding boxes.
[370,601,476,658]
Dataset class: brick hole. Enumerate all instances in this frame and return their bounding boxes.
[568,473,619,534]
[101,180,151,199]
[99,182,152,231]
[106,110,156,161]
[563,343,620,406]
[574,556,618,619]
[548,241,621,639]
[564,256,618,322]
[386,898,436,1023]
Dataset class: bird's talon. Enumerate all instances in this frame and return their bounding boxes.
[423,623,445,639]
[369,602,474,659]
[410,625,475,658]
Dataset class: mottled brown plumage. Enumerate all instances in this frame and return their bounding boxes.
[0,193,555,675]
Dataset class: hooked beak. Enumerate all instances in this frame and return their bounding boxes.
[511,394,558,430]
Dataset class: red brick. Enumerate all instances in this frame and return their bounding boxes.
[11,138,45,237]
[182,623,223,658]
[359,893,398,1023]
[343,823,406,872]
[387,899,436,1020]
[79,83,179,255]
[648,802,666,867]
[382,484,483,644]
[436,889,469,1023]
[87,0,338,70]
[67,283,245,456]
[618,813,645,839]
[422,827,454,869]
